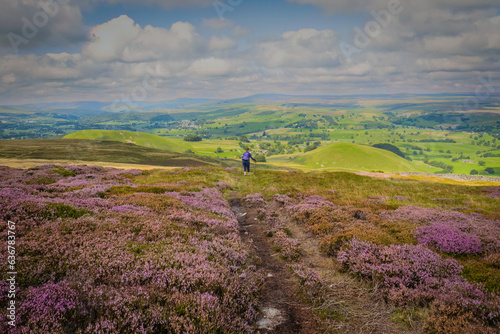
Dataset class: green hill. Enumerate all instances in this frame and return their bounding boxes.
[64,130,187,153]
[291,143,428,173]
[0,139,224,168]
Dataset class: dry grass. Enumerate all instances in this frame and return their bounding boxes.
[0,158,179,171]
[282,214,423,333]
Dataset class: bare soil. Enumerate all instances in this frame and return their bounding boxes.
[229,197,323,334]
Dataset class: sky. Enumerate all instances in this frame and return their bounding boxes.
[0,0,499,104]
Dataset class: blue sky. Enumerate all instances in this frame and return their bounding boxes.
[0,0,499,104]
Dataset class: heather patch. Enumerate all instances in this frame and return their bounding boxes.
[381,205,500,253]
[415,225,482,255]
[0,166,261,333]
[243,193,266,208]
[338,239,500,331]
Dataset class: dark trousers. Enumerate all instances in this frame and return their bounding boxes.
[242,160,250,172]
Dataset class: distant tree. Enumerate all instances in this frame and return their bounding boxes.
[239,135,250,143]
[254,155,267,162]
[373,143,405,158]
[185,149,194,154]
[484,167,495,174]
[478,161,486,166]
[184,135,202,142]
[470,169,479,175]
[303,143,319,152]
[216,147,223,153]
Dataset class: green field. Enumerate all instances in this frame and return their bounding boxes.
[283,143,430,173]
[2,94,499,175]
[64,130,188,153]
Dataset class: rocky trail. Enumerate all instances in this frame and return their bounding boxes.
[229,198,323,334]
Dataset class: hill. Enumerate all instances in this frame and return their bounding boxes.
[63,130,187,153]
[0,139,223,167]
[290,143,428,173]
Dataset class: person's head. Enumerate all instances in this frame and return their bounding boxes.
[246,148,250,152]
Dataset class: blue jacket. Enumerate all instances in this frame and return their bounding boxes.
[242,151,256,162]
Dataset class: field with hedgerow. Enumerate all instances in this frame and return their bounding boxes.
[1,164,499,333]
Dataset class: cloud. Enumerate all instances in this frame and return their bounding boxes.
[208,36,237,51]
[254,29,341,68]
[81,0,214,10]
[0,0,86,52]
[287,0,500,14]
[82,15,205,62]
[1,4,500,104]
[202,18,235,30]
[187,57,233,77]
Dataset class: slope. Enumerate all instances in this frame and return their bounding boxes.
[0,139,223,168]
[290,143,429,173]
[63,130,187,153]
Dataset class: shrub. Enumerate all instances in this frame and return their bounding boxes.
[14,281,88,333]
[415,225,482,255]
[273,231,301,261]
[40,202,90,220]
[290,264,324,303]
[337,239,500,331]
[243,193,266,208]
[26,177,56,185]
[50,167,77,177]
[338,239,463,306]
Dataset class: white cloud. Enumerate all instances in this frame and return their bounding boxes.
[187,57,233,77]
[255,29,341,68]
[83,15,204,62]
[1,3,500,104]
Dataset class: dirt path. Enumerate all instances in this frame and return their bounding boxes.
[229,198,323,334]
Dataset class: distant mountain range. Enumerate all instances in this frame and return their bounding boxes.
[2,93,499,115]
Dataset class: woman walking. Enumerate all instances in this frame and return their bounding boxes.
[241,148,257,176]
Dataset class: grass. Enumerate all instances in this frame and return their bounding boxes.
[286,143,429,173]
[0,158,180,171]
[63,129,188,153]
[233,170,500,216]
[0,139,228,168]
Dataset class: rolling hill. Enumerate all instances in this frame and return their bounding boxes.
[63,130,187,153]
[0,139,224,168]
[289,143,429,173]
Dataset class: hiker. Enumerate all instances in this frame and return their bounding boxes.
[241,148,257,176]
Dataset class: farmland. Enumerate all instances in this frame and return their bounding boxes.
[2,94,498,176]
